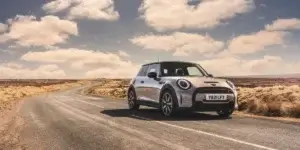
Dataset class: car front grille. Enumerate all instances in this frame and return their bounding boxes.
[192,87,234,103]
[194,87,233,94]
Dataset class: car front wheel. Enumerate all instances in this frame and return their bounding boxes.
[160,90,176,116]
[128,89,139,110]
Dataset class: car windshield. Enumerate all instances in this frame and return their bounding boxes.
[160,62,207,77]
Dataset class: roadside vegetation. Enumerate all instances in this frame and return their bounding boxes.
[85,79,128,99]
[238,86,300,118]
[87,79,300,118]
[0,80,89,111]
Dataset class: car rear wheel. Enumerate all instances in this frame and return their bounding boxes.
[217,109,233,118]
[160,91,176,116]
[128,89,139,110]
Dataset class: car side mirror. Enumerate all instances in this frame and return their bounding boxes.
[207,74,213,77]
[147,72,157,79]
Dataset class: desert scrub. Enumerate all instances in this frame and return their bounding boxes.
[238,85,300,118]
[87,79,129,99]
[0,81,88,110]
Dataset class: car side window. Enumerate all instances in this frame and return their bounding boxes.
[147,64,159,74]
[187,66,203,76]
[137,65,149,76]
[163,69,168,74]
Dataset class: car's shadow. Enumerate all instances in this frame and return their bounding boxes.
[100,108,232,121]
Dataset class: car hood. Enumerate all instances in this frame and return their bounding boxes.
[181,76,231,88]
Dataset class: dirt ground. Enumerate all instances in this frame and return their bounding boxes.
[0,80,91,149]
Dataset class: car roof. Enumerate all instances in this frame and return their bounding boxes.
[142,61,197,66]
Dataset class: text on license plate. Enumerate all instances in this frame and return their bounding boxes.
[206,94,227,100]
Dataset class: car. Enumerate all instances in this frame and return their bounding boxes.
[127,61,238,117]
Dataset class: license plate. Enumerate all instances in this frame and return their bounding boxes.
[206,94,227,101]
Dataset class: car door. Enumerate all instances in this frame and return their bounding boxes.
[134,65,149,100]
[144,63,161,103]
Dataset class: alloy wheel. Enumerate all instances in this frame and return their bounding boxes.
[128,91,135,109]
[162,92,173,116]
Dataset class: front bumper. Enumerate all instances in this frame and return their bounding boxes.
[177,87,237,111]
[192,101,235,111]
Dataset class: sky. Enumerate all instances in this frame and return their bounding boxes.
[0,0,300,79]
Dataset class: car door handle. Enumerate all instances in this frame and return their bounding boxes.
[140,80,144,84]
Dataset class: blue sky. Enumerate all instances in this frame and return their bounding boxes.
[0,0,300,78]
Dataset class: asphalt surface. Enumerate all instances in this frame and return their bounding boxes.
[16,87,300,150]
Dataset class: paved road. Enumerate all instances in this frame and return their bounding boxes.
[16,87,300,150]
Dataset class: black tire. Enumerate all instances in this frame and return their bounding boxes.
[128,89,139,110]
[160,90,177,117]
[217,109,233,118]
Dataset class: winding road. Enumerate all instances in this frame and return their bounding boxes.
[15,86,300,150]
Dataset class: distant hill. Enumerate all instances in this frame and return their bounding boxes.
[224,73,300,78]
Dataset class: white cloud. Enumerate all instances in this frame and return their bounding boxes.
[0,23,8,33]
[0,22,10,42]
[0,49,16,55]
[43,0,119,21]
[260,4,267,8]
[117,50,130,57]
[42,0,72,14]
[265,18,300,31]
[198,55,300,76]
[226,18,300,55]
[130,32,224,56]
[139,0,254,31]
[0,63,66,79]
[0,34,10,43]
[3,62,23,69]
[0,15,78,47]
[21,48,139,78]
[228,30,286,54]
[8,45,19,49]
[68,0,119,20]
[85,67,138,79]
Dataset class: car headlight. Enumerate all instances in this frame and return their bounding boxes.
[226,80,236,90]
[176,79,192,90]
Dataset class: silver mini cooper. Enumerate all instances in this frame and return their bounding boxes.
[127,61,238,117]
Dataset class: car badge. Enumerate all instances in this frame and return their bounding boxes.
[211,83,216,86]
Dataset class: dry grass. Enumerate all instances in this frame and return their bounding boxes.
[85,79,129,99]
[87,79,300,118]
[238,85,300,118]
[223,77,300,88]
[0,80,89,111]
